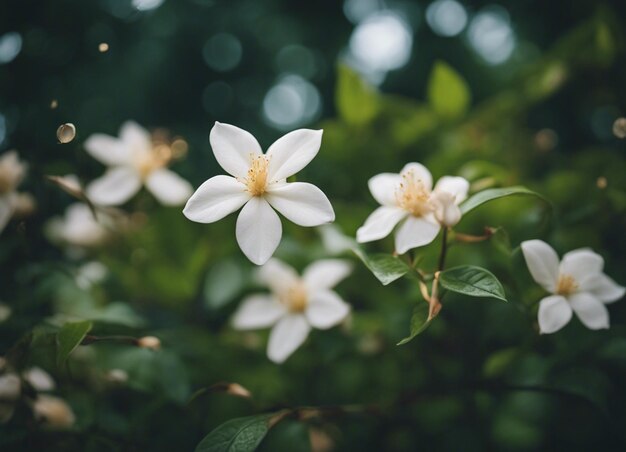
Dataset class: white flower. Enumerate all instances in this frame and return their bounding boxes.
[183,122,335,265]
[356,163,469,253]
[85,121,193,206]
[0,150,27,233]
[46,203,109,248]
[22,367,55,392]
[232,258,352,363]
[521,240,625,334]
[32,395,75,429]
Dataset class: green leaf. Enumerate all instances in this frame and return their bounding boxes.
[427,60,471,119]
[56,320,92,367]
[336,64,379,125]
[397,302,432,345]
[352,248,410,285]
[460,186,547,215]
[195,412,286,452]
[439,265,507,301]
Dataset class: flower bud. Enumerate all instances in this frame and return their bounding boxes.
[56,123,76,144]
[431,192,461,227]
[22,367,55,392]
[32,395,75,429]
[137,336,161,350]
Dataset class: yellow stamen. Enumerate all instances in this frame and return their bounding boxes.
[244,155,270,196]
[395,170,432,217]
[280,283,308,312]
[556,274,578,296]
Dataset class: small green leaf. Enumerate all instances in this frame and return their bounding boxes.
[56,320,92,367]
[460,186,547,215]
[439,265,507,301]
[336,64,379,125]
[195,412,287,452]
[397,302,432,345]
[352,248,410,285]
[427,60,471,119]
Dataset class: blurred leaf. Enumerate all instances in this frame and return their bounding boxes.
[491,227,512,256]
[204,260,247,310]
[439,265,507,301]
[397,302,431,345]
[196,412,287,452]
[483,347,519,378]
[336,64,379,125]
[352,248,410,285]
[427,60,471,120]
[460,186,547,215]
[56,320,92,367]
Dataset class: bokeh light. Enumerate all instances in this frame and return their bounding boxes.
[0,32,22,64]
[425,0,468,37]
[262,75,321,130]
[131,0,165,12]
[467,6,515,65]
[202,33,243,72]
[343,0,384,24]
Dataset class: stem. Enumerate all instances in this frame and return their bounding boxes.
[437,227,449,272]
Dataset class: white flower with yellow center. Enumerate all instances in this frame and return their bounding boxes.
[183,122,335,265]
[356,163,469,253]
[232,258,351,363]
[521,240,625,334]
[0,150,27,233]
[85,121,192,206]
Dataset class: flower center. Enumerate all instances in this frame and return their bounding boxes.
[556,274,578,296]
[134,143,171,180]
[280,283,308,313]
[244,155,270,197]
[395,171,432,217]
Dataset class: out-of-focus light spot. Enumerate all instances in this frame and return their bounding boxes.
[349,11,413,75]
[262,75,321,130]
[467,6,515,65]
[98,42,109,52]
[202,81,234,116]
[57,123,76,144]
[170,138,188,158]
[275,45,317,79]
[0,114,6,146]
[612,117,626,139]
[343,0,384,24]
[203,33,242,72]
[50,99,58,109]
[132,0,165,11]
[0,32,22,64]
[426,0,467,37]
[534,128,558,152]
[596,177,608,189]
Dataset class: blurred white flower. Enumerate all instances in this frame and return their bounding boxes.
[356,163,469,253]
[521,240,625,334]
[32,395,75,429]
[0,150,27,233]
[22,367,55,392]
[75,261,108,289]
[85,121,192,206]
[0,302,11,322]
[232,258,352,363]
[183,122,335,265]
[46,203,109,248]
[318,224,356,255]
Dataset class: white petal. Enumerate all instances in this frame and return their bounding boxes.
[86,167,141,206]
[232,294,286,330]
[265,182,334,227]
[119,121,151,151]
[183,175,250,223]
[431,191,462,227]
[569,292,609,330]
[266,129,322,181]
[520,240,560,293]
[394,216,440,254]
[267,314,311,363]
[0,373,20,400]
[209,122,262,178]
[0,196,15,233]
[84,134,129,166]
[303,259,352,291]
[258,258,300,296]
[368,173,401,206]
[22,367,55,392]
[588,273,626,303]
[559,249,604,290]
[145,168,193,206]
[538,295,572,334]
[433,176,470,204]
[356,206,407,243]
[236,197,282,265]
[305,290,350,329]
[400,163,433,191]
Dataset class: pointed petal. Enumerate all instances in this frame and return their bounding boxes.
[145,168,193,206]
[538,295,572,334]
[236,197,282,265]
[119,121,151,151]
[368,173,401,206]
[265,182,334,227]
[394,216,440,254]
[588,273,626,303]
[559,249,604,290]
[305,290,350,329]
[400,163,433,191]
[210,122,262,178]
[520,240,560,293]
[569,292,609,330]
[433,176,470,203]
[267,314,311,363]
[84,134,130,166]
[356,206,407,243]
[86,167,141,206]
[303,259,352,291]
[232,294,286,330]
[183,175,250,223]
[266,129,322,181]
[258,258,300,296]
